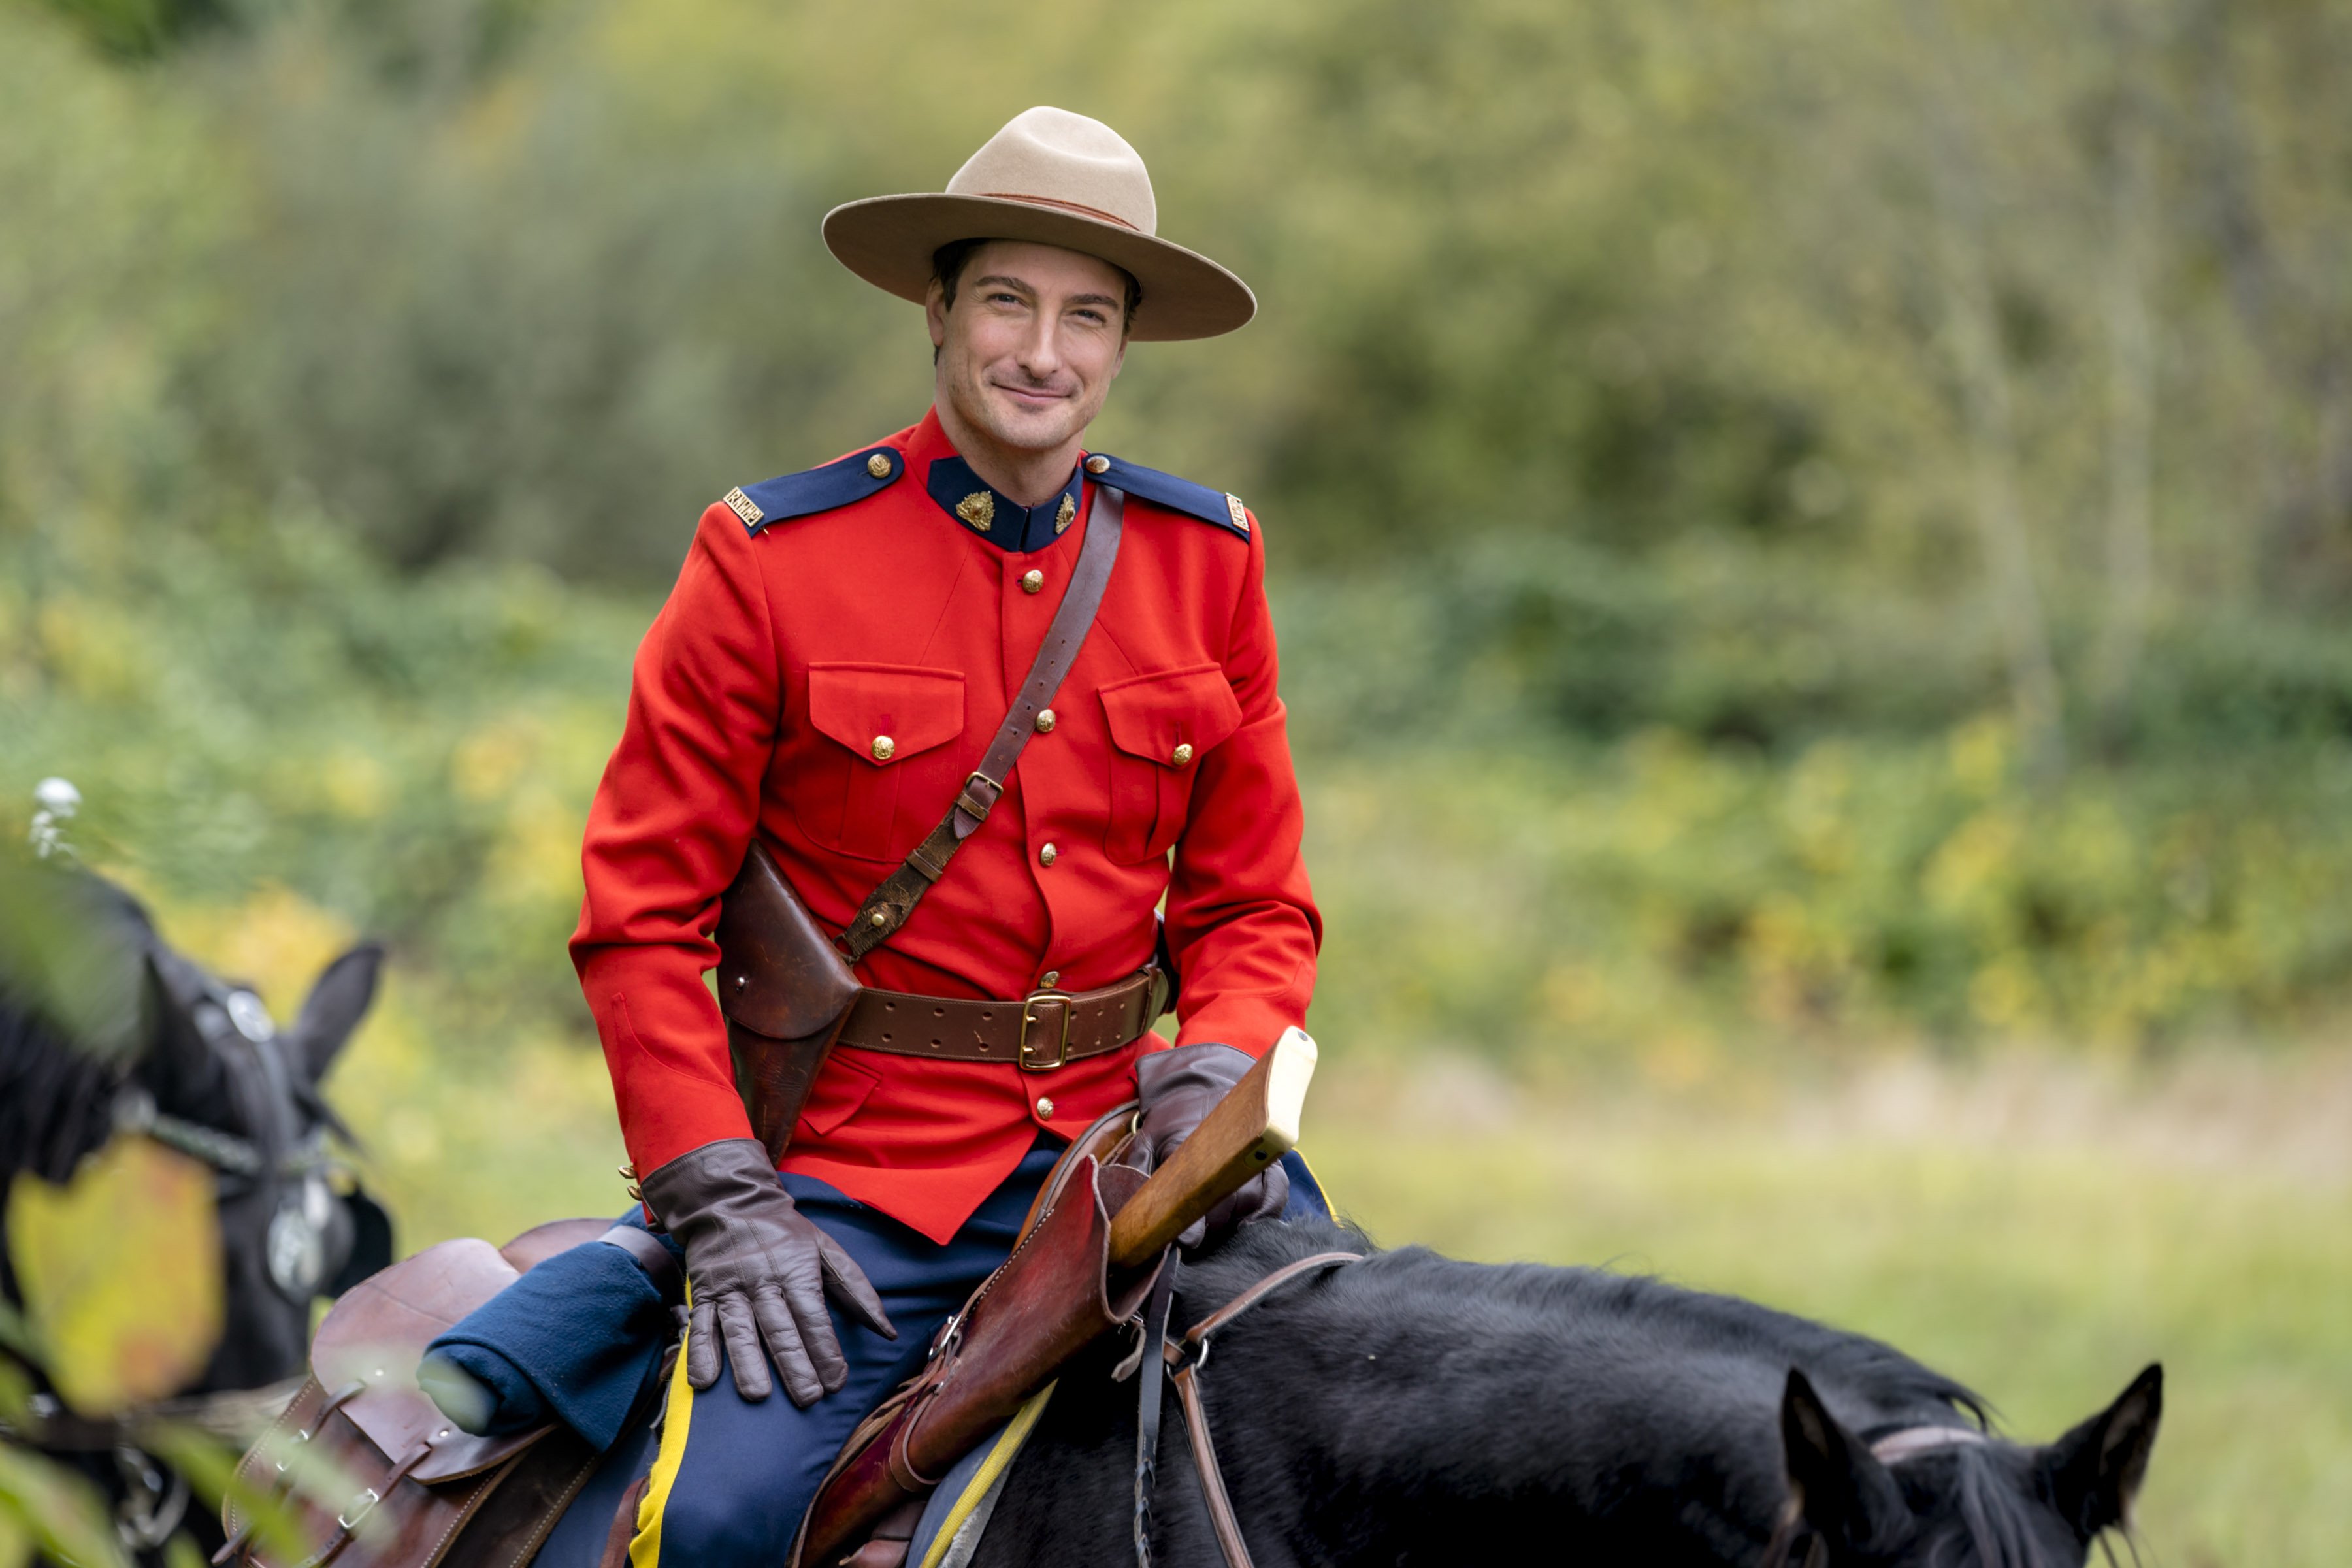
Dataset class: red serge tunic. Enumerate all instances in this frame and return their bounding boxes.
[570,409,1321,1243]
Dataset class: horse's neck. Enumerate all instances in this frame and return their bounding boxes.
[1190,1256,1809,1563]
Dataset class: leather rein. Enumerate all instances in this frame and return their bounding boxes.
[1127,1250,1365,1568]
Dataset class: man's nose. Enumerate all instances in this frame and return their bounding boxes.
[1014,313,1065,379]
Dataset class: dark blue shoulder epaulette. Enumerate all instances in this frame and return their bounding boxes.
[720,446,905,538]
[1087,455,1251,540]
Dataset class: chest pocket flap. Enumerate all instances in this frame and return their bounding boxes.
[1099,666,1243,863]
[808,664,965,765]
[1100,664,1245,767]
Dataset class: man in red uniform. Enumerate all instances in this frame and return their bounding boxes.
[568,107,1321,1562]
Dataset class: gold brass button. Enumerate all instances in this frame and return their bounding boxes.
[1171,743,1195,767]
[1036,1096,1056,1119]
[1039,843,1058,866]
[1085,455,1110,475]
[1035,708,1056,733]
[1021,569,1044,594]
[871,735,895,761]
[870,911,889,928]
[1040,970,1059,987]
[866,452,892,478]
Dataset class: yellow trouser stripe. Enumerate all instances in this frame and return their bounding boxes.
[630,1288,697,1568]
[915,1382,1056,1568]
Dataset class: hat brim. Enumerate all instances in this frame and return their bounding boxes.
[822,193,1256,342]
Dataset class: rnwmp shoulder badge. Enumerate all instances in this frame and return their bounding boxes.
[723,487,765,528]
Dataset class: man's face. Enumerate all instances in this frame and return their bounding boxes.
[928,240,1129,457]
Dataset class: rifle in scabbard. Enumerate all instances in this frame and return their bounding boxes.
[791,1028,1320,1568]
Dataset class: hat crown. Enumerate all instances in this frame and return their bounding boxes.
[945,106,1158,237]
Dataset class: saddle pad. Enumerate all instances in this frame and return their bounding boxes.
[906,1384,1056,1568]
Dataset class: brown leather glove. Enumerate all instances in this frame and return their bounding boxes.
[639,1138,895,1407]
[1134,1042,1290,1251]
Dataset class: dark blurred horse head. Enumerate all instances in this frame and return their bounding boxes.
[0,857,393,1395]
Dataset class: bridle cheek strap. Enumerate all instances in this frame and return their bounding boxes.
[1137,1251,1364,1568]
[1869,1425,1990,1465]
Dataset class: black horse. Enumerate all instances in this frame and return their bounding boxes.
[1,857,391,1558]
[957,1217,2160,1568]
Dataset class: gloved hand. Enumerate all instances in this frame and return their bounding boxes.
[1134,1043,1290,1252]
[638,1138,895,1407]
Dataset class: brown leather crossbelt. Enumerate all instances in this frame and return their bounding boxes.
[836,967,1169,1071]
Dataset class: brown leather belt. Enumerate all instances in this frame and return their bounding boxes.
[834,967,1169,1072]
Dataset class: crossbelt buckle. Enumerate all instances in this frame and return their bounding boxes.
[1018,990,1075,1071]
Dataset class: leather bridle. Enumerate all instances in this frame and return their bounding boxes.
[126,943,354,1302]
[1869,1424,1990,1465]
[1127,1250,1366,1568]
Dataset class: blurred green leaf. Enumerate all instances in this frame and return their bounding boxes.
[139,1417,369,1565]
[0,1443,131,1568]
[5,1138,223,1417]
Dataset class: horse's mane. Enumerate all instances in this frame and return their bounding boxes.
[1184,1216,1989,1428]
[0,870,167,1183]
[0,1004,130,1184]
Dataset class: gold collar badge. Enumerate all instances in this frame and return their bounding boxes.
[1055,494,1076,533]
[956,491,996,532]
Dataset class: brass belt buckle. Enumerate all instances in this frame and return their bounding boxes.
[1018,989,1075,1071]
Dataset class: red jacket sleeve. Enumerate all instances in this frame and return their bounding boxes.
[1163,509,1322,1057]
[571,504,776,1173]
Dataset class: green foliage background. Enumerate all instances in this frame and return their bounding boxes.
[3,0,2351,1561]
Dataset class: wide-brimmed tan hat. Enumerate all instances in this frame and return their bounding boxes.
[823,107,1256,342]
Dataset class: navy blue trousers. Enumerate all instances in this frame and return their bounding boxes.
[623,1145,1060,1566]
[529,1145,1331,1568]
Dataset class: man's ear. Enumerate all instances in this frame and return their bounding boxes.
[1782,1369,1906,1555]
[2045,1364,2163,1541]
[926,279,949,348]
[286,943,384,1085]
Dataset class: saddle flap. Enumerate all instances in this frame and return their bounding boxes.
[311,1237,551,1482]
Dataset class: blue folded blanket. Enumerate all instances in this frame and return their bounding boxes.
[421,1217,683,1452]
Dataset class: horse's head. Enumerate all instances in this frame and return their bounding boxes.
[1776,1363,2163,1568]
[1,860,393,1394]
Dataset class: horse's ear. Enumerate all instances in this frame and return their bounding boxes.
[286,943,384,1084]
[1781,1369,1905,1554]
[2044,1363,2162,1541]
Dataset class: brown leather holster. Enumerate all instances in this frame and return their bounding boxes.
[790,1140,1166,1568]
[713,843,862,1164]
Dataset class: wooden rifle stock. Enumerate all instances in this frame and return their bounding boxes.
[1107,1026,1318,1269]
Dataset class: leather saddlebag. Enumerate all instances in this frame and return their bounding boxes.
[219,1233,607,1568]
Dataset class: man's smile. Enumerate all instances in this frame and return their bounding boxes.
[989,378,1071,410]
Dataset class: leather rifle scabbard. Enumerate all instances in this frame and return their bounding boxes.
[791,1156,1164,1567]
[715,843,863,1164]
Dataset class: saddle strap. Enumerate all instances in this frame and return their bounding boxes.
[1131,1267,1178,1568]
[841,487,1126,959]
[1144,1251,1365,1568]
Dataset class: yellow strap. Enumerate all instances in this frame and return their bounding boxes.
[913,1382,1057,1568]
[630,1287,698,1568]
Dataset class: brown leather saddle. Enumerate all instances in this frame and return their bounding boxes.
[218,1109,1155,1568]
[215,1218,614,1568]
